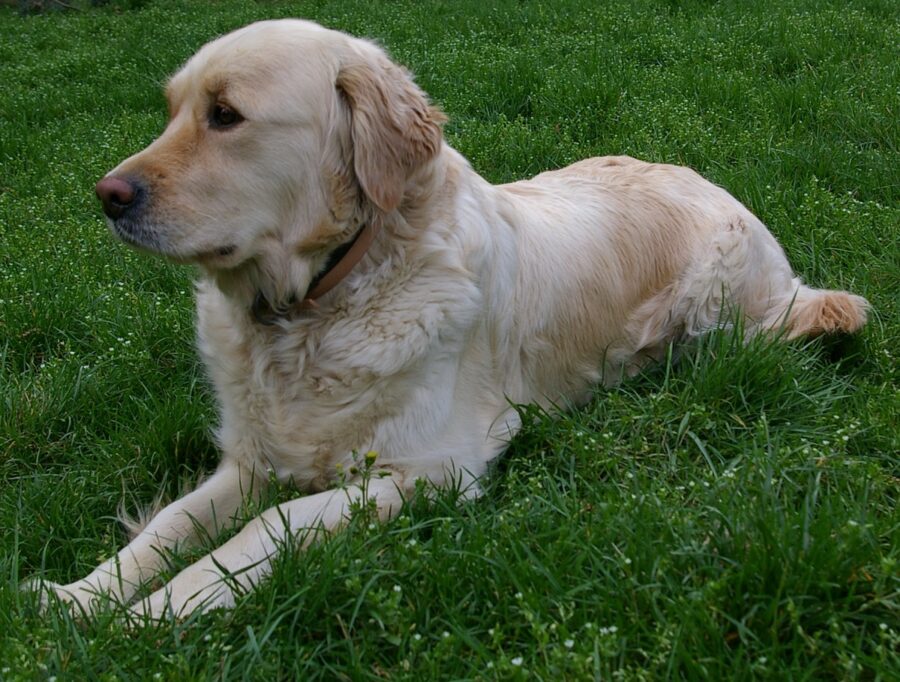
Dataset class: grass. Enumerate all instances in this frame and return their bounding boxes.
[0,0,897,678]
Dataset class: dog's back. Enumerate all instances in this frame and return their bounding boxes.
[489,155,867,396]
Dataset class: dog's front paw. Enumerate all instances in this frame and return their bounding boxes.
[21,577,111,616]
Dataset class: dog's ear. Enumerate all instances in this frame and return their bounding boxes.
[336,43,446,213]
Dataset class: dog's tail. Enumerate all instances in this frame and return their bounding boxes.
[766,283,869,340]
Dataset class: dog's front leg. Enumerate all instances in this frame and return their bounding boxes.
[130,472,408,620]
[31,461,261,614]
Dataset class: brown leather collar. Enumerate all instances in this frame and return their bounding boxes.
[252,216,381,325]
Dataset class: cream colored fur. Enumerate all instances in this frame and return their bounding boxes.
[32,19,868,619]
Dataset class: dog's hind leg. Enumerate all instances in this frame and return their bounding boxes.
[626,215,869,362]
[625,217,765,360]
[714,215,869,340]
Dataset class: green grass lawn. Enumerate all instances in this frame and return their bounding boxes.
[1,0,898,678]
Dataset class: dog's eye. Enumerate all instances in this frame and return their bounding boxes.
[210,103,244,129]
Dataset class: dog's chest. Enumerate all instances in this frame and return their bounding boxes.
[195,290,433,487]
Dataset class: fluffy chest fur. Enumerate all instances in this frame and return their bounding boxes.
[193,239,486,489]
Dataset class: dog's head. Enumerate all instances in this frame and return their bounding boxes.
[96,19,445,303]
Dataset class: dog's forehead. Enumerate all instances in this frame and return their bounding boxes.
[168,19,344,103]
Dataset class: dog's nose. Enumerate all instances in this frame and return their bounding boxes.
[95,176,137,220]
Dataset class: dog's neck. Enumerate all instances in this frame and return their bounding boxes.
[250,216,382,325]
[210,154,454,324]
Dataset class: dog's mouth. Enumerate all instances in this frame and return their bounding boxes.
[109,218,238,267]
[110,221,190,263]
[109,217,166,254]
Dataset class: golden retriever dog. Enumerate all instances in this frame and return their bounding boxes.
[34,19,868,619]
